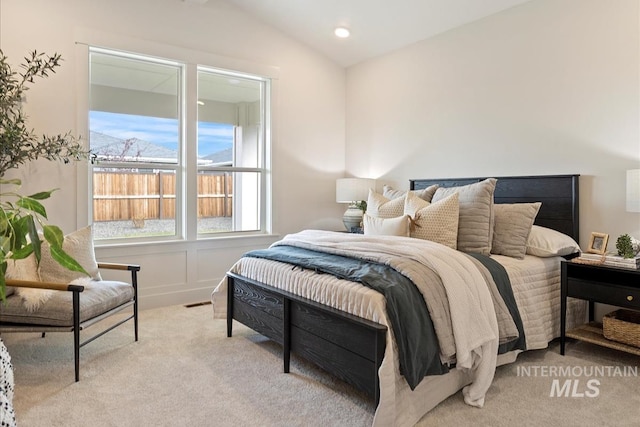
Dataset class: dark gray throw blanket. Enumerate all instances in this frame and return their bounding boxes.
[466,253,527,354]
[245,245,450,390]
[244,245,526,389]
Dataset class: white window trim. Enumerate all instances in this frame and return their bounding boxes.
[74,29,278,246]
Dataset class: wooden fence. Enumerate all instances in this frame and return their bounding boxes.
[93,171,232,221]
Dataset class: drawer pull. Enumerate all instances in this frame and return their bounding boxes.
[628,296,634,302]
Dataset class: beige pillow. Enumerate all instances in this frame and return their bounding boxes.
[38,226,101,283]
[432,178,497,255]
[491,202,541,259]
[526,225,581,257]
[363,214,410,237]
[383,184,438,202]
[366,189,405,218]
[404,192,459,249]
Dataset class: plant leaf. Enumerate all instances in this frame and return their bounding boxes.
[25,215,41,262]
[27,189,56,200]
[0,178,21,186]
[10,216,30,250]
[10,243,34,260]
[42,224,64,247]
[49,245,89,276]
[16,196,47,218]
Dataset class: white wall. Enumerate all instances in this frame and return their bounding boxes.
[346,0,640,247]
[0,0,347,309]
[3,0,639,312]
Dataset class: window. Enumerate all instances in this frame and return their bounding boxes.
[196,68,266,235]
[88,47,270,242]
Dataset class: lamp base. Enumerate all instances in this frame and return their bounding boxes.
[343,205,364,232]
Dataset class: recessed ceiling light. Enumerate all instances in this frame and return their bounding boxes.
[334,27,350,38]
[197,100,205,106]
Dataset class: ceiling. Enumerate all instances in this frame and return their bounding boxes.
[219,0,532,67]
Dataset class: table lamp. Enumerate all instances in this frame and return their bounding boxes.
[336,178,375,231]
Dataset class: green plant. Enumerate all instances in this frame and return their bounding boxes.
[0,50,89,176]
[0,50,91,300]
[616,234,635,259]
[355,200,367,212]
[0,179,89,299]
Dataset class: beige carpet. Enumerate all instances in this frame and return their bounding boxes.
[2,304,639,427]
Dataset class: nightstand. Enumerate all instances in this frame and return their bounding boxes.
[560,261,640,356]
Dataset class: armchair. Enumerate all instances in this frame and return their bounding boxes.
[0,262,139,382]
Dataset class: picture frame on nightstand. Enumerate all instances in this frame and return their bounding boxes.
[587,232,609,254]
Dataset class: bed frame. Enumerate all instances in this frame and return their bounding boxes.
[226,174,580,403]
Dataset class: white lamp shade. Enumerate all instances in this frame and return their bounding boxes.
[336,178,376,203]
[627,169,640,212]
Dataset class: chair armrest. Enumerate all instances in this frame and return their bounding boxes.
[97,262,141,272]
[97,263,139,294]
[5,278,84,293]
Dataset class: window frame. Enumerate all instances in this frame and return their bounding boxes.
[80,41,274,246]
[195,65,271,238]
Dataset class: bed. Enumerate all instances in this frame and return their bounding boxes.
[212,174,587,426]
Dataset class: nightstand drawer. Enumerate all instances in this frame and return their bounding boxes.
[567,279,640,310]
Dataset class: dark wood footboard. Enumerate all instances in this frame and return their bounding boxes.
[227,272,387,402]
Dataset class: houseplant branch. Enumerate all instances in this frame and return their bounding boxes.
[0,50,91,300]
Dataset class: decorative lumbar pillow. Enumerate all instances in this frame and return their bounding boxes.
[491,202,541,259]
[366,189,405,219]
[383,184,439,202]
[432,178,497,255]
[526,225,581,257]
[38,226,101,283]
[363,214,410,237]
[404,192,459,249]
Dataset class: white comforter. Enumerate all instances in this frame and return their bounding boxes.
[213,230,501,424]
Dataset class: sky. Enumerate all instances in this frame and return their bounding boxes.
[89,111,234,157]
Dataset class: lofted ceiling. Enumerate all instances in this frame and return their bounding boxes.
[219,0,532,67]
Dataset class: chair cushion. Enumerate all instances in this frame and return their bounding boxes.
[0,280,134,327]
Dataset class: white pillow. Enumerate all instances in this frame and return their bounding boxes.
[366,189,405,219]
[383,184,438,202]
[5,253,54,311]
[4,254,41,298]
[491,202,541,259]
[38,226,101,283]
[432,178,497,255]
[404,192,459,249]
[363,214,410,237]
[526,225,581,257]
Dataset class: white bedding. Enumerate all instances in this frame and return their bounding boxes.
[212,231,586,427]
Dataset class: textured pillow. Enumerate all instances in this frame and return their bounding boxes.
[38,226,101,283]
[363,214,410,237]
[432,178,497,255]
[404,192,459,249]
[5,254,52,311]
[366,189,405,218]
[383,184,438,202]
[491,202,541,259]
[526,225,581,257]
[4,254,41,298]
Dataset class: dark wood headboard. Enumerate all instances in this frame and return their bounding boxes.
[410,174,580,243]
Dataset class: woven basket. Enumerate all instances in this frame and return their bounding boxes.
[603,309,640,348]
